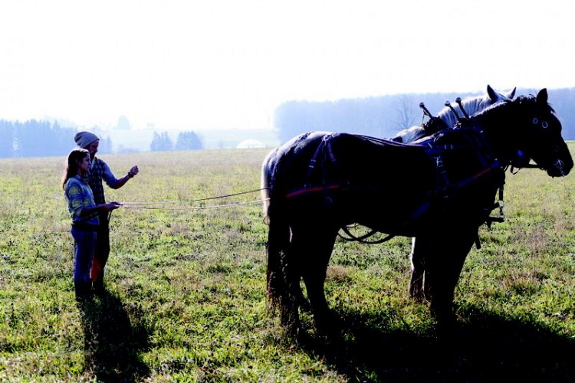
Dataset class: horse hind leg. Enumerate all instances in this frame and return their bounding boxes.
[294,227,338,334]
[265,204,302,333]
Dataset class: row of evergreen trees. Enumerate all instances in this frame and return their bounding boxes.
[0,120,112,158]
[150,131,203,152]
[0,120,203,158]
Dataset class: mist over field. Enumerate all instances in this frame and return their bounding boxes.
[2,87,575,157]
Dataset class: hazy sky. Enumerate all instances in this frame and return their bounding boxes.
[1,0,574,130]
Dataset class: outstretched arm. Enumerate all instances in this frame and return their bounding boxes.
[103,163,139,189]
[81,202,122,216]
[110,166,139,189]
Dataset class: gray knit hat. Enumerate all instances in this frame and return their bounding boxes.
[74,131,99,149]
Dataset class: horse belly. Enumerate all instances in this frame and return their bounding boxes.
[284,185,434,238]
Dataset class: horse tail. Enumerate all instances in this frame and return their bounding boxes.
[261,150,292,323]
[260,150,273,221]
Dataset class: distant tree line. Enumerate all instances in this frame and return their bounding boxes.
[0,120,112,158]
[0,119,203,158]
[273,87,575,144]
[150,131,203,152]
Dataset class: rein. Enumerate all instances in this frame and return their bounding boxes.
[121,188,269,210]
[122,199,267,210]
[339,226,397,244]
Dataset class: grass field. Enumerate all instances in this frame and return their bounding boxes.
[1,147,575,381]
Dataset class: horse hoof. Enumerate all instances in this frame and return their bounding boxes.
[314,312,343,337]
[409,287,425,302]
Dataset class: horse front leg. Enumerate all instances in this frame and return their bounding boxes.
[409,237,425,301]
[424,230,477,330]
[409,235,434,302]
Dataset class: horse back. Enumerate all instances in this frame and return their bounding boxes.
[264,132,441,233]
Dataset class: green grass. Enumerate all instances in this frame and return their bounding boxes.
[1,147,575,381]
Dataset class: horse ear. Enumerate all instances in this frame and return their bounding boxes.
[507,87,516,99]
[487,84,498,101]
[536,88,549,104]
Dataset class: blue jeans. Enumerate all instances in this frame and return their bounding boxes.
[71,227,97,289]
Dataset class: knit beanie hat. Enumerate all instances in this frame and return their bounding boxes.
[74,131,99,149]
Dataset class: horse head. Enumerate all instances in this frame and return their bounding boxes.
[479,89,573,178]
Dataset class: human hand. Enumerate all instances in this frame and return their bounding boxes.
[128,166,139,178]
[106,202,122,211]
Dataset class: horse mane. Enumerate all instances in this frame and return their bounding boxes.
[393,86,514,143]
[474,94,552,119]
[437,93,509,127]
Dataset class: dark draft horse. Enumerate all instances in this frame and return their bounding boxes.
[261,89,572,335]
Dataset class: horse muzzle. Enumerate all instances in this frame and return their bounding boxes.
[546,158,573,177]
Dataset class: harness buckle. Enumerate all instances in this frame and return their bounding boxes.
[435,156,443,169]
[486,186,505,228]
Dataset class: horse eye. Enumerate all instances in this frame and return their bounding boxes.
[542,121,549,129]
[532,118,539,124]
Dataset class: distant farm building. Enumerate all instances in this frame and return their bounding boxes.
[236,139,266,149]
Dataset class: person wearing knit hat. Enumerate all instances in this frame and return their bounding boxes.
[74,131,100,150]
[74,131,139,295]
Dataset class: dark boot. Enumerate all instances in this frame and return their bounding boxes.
[75,279,93,302]
[92,272,105,296]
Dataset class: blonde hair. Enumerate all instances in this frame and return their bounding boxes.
[62,148,89,190]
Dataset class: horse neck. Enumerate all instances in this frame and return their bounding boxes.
[471,102,520,164]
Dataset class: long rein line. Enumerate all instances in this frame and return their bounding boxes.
[121,187,270,210]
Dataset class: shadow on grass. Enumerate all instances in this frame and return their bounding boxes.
[79,291,150,382]
[297,306,575,382]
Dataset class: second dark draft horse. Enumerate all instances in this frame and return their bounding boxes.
[261,89,572,335]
